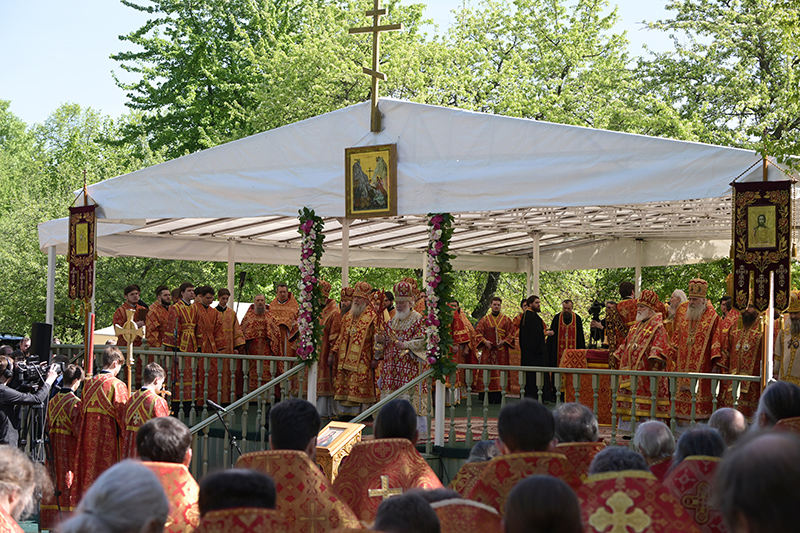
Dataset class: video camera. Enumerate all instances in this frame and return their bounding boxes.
[588,300,605,348]
[588,300,604,323]
[13,356,61,393]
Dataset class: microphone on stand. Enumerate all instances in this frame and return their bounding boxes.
[206,399,227,413]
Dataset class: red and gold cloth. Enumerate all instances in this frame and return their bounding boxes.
[142,462,200,533]
[668,300,720,420]
[466,452,582,515]
[146,302,171,348]
[382,310,429,414]
[774,416,800,434]
[193,508,291,533]
[215,305,246,402]
[67,203,96,301]
[194,301,223,402]
[76,372,129,496]
[270,293,300,358]
[0,507,23,533]
[448,461,489,497]
[650,458,673,483]
[716,317,763,418]
[561,349,612,425]
[555,312,579,366]
[774,323,800,387]
[113,302,148,348]
[240,305,281,394]
[451,309,479,390]
[507,313,523,395]
[555,442,606,481]
[662,456,725,533]
[613,313,671,419]
[122,388,169,458]
[607,298,638,354]
[431,499,503,533]
[578,470,701,533]
[331,438,443,523]
[318,298,342,398]
[236,450,361,531]
[163,300,199,401]
[335,306,379,406]
[474,312,514,392]
[41,390,82,529]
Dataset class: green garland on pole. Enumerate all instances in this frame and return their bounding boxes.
[296,207,325,366]
[425,213,457,382]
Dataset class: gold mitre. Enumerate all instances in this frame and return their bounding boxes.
[639,290,660,312]
[319,280,331,299]
[687,278,708,299]
[787,290,800,313]
[340,287,355,303]
[352,281,372,300]
[393,281,416,303]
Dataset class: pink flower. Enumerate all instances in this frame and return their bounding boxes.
[427,356,437,365]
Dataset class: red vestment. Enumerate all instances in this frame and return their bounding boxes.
[142,462,200,533]
[193,509,291,533]
[607,298,638,354]
[431,499,503,533]
[194,302,223,402]
[162,300,200,402]
[332,438,443,523]
[663,456,725,533]
[774,416,800,434]
[76,372,129,496]
[613,313,671,419]
[270,294,299,358]
[145,302,170,348]
[555,442,605,481]
[335,306,379,406]
[122,388,169,458]
[318,299,341,398]
[240,306,281,394]
[448,461,488,498]
[214,305,246,402]
[474,313,514,392]
[451,309,480,389]
[41,390,82,529]
[716,317,763,418]
[381,310,428,414]
[113,302,148,347]
[668,301,720,420]
[466,452,581,515]
[0,507,22,533]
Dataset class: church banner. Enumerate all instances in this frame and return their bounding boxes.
[732,180,792,311]
[68,204,96,301]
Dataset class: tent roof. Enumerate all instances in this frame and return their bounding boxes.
[38,99,796,272]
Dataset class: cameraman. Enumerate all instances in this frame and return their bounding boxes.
[0,357,58,447]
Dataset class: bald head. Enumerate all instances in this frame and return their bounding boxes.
[708,408,747,447]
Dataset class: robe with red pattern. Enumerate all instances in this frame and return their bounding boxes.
[76,372,129,495]
[143,462,200,533]
[194,301,223,402]
[122,388,170,458]
[716,316,763,418]
[214,305,246,403]
[335,306,379,406]
[145,302,170,349]
[162,299,200,402]
[41,389,82,528]
[474,312,514,392]
[381,310,429,414]
[113,302,148,347]
[240,306,281,394]
[318,299,341,398]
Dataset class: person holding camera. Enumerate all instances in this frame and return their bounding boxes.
[0,357,58,447]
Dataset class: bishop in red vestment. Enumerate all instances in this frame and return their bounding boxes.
[317,281,341,416]
[334,282,379,413]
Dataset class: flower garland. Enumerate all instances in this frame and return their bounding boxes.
[296,207,325,366]
[425,213,457,382]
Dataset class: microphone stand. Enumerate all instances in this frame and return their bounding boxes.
[207,400,242,468]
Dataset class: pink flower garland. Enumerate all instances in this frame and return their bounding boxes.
[296,209,324,364]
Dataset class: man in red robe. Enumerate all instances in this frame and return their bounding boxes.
[163,282,199,403]
[317,280,341,417]
[668,278,721,422]
[339,287,354,316]
[193,286,223,403]
[41,364,84,529]
[606,281,638,355]
[545,300,586,403]
[717,302,763,419]
[450,300,479,399]
[113,284,148,348]
[270,283,299,359]
[334,281,379,415]
[77,346,130,496]
[240,294,281,394]
[214,288,245,403]
[145,285,171,349]
[122,363,170,458]
[475,297,515,403]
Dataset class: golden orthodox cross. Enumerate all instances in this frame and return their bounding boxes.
[368,475,403,500]
[349,0,403,133]
[114,308,145,393]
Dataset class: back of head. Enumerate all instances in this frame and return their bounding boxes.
[194,285,214,297]
[101,345,123,368]
[269,398,320,451]
[467,440,501,463]
[62,364,85,387]
[137,416,192,464]
[708,408,747,447]
[373,492,440,533]
[715,432,800,533]
[588,446,649,475]
[633,420,675,461]
[374,399,417,441]
[0,445,51,521]
[674,426,726,464]
[59,460,168,533]
[756,381,800,428]
[504,476,582,533]
[498,399,554,452]
[142,362,165,385]
[199,469,276,516]
[619,281,635,299]
[554,403,599,443]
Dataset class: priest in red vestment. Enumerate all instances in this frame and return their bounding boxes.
[270,283,299,359]
[122,363,170,458]
[76,346,130,496]
[239,295,281,394]
[317,280,341,416]
[605,281,638,355]
[41,365,84,529]
[193,286,223,403]
[162,283,199,402]
[113,284,148,348]
[145,285,171,349]
[545,299,585,401]
[475,297,515,403]
[668,279,721,421]
[449,300,479,399]
[334,281,379,415]
[214,288,246,403]
[716,302,763,419]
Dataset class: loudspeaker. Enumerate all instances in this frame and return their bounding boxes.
[30,322,53,364]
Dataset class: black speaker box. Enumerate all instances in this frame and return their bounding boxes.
[30,322,53,364]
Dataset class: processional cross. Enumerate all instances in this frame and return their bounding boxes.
[349,0,403,132]
[114,308,145,394]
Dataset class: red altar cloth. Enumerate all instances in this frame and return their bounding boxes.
[561,349,612,425]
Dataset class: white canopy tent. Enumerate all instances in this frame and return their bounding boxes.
[38,98,794,322]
